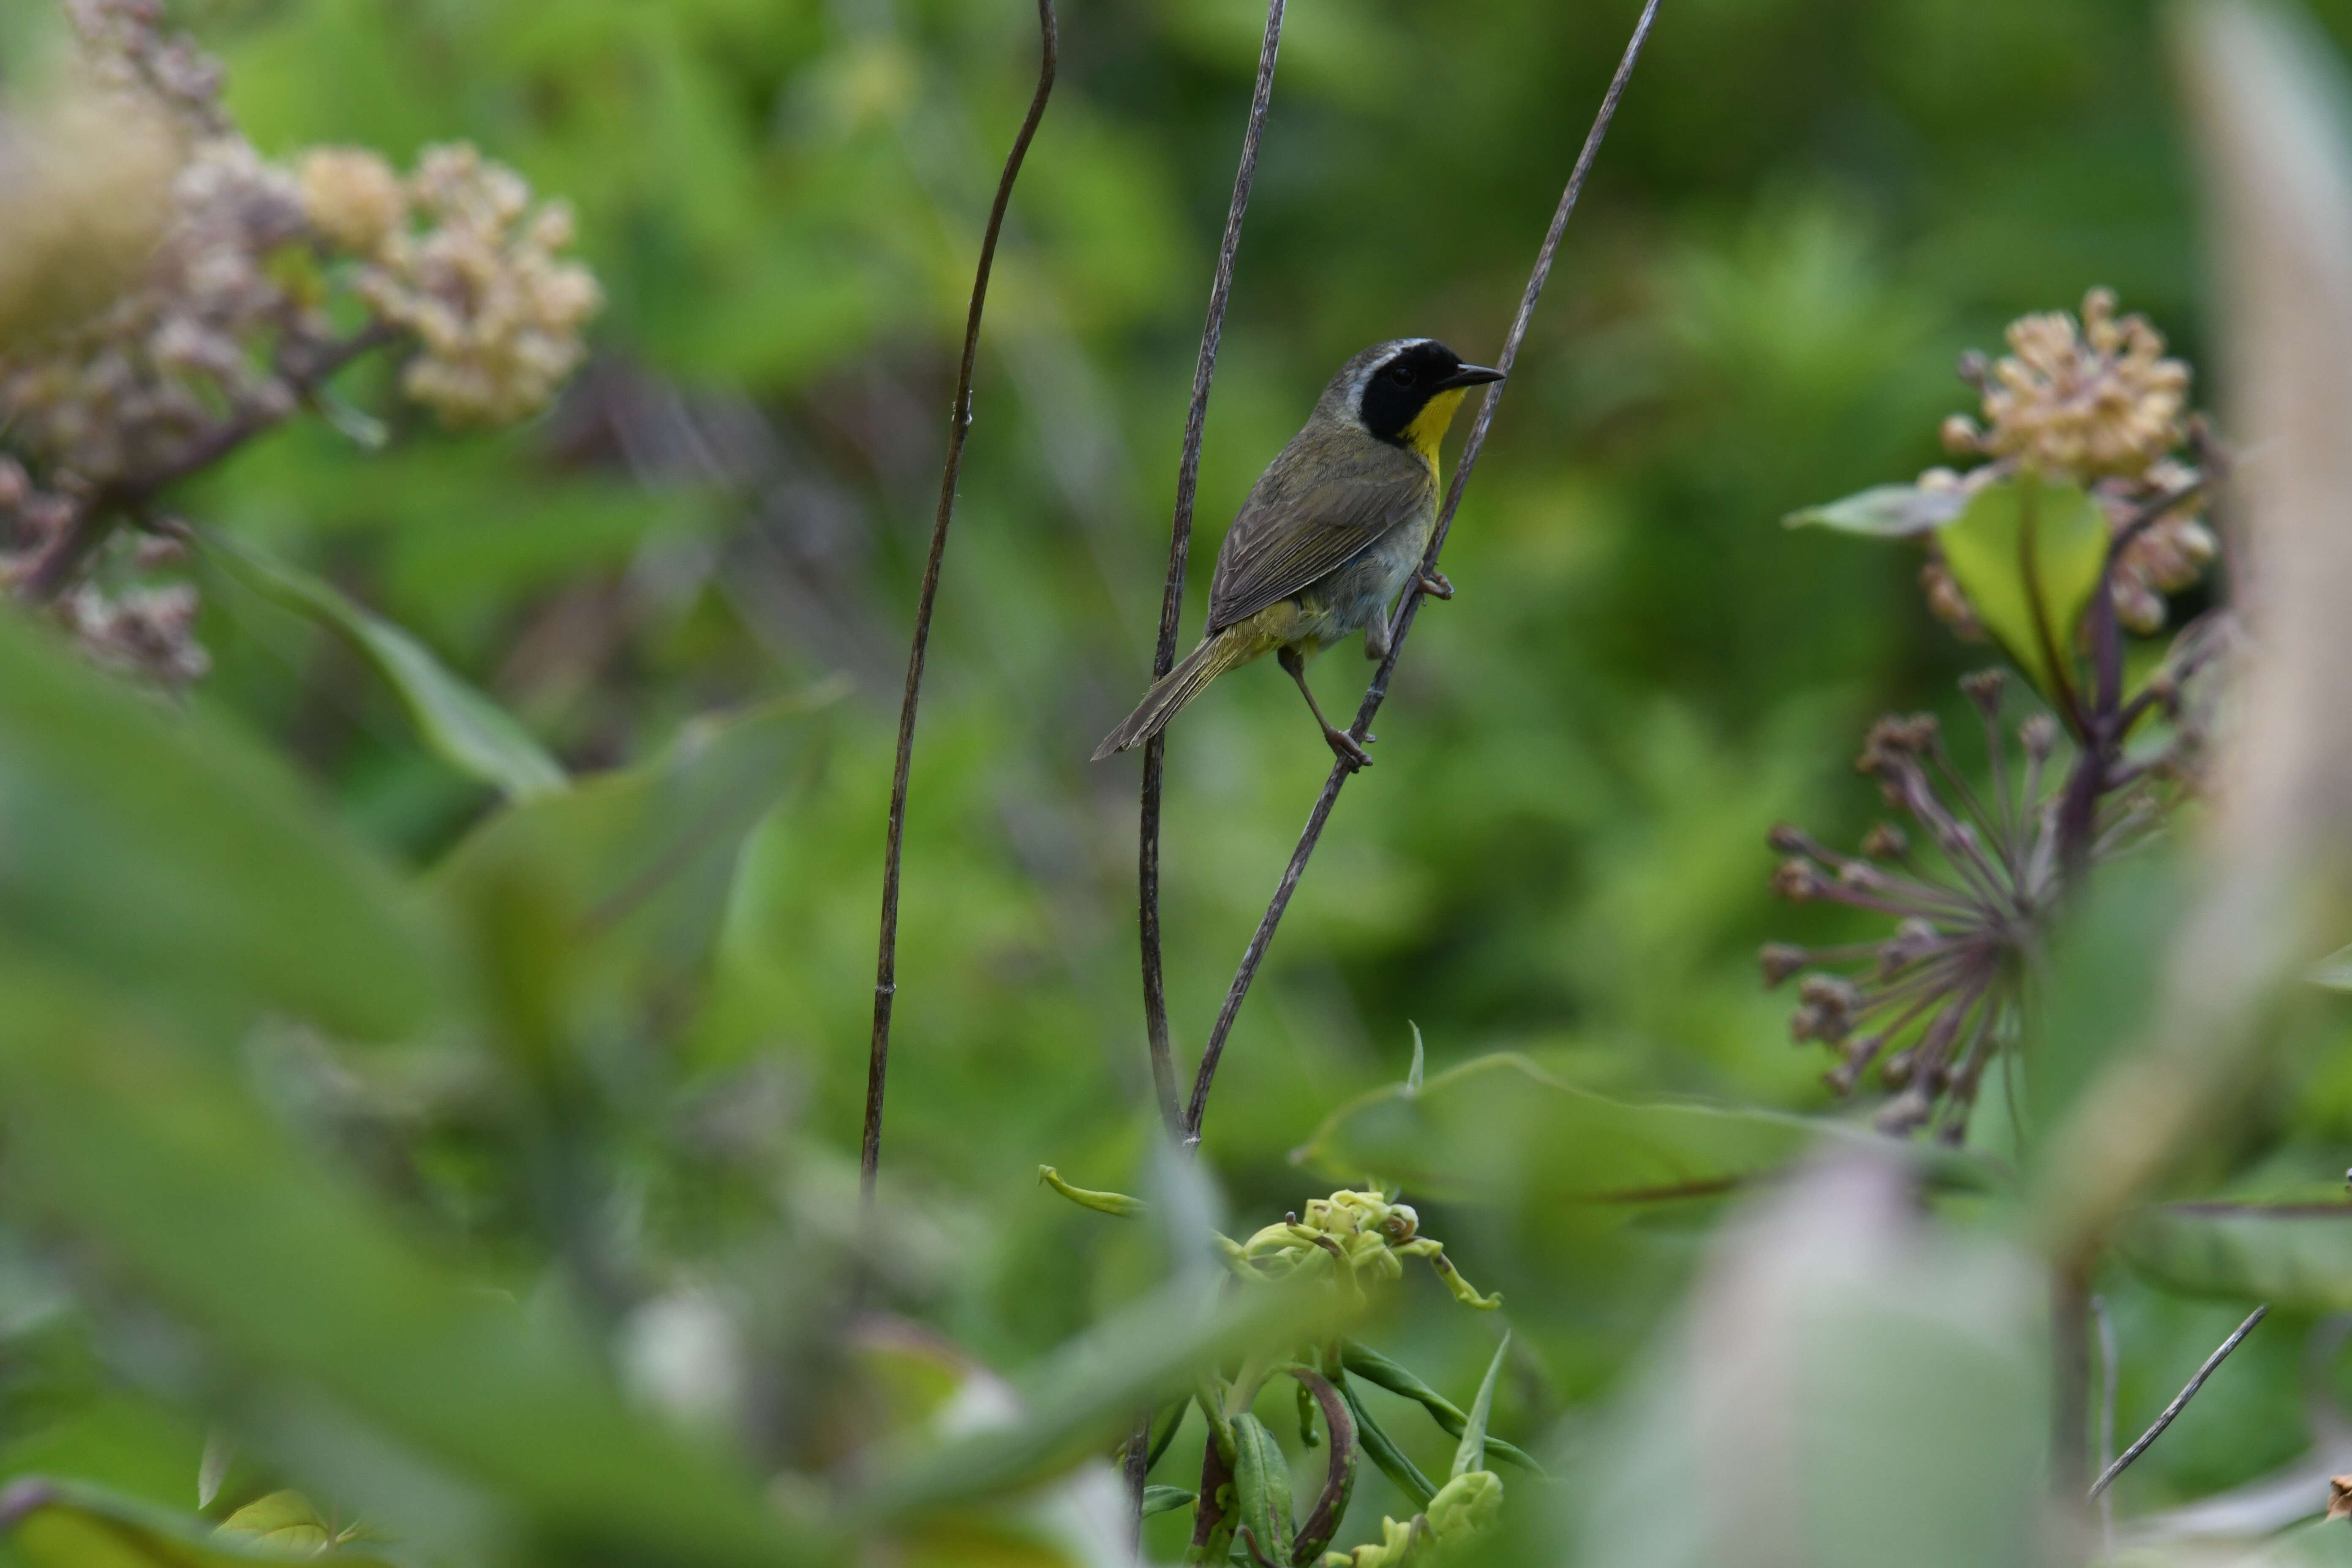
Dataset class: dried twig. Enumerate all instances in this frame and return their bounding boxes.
[2089,1304,2268,1500]
[863,0,1059,1202]
[1181,0,1663,1143]
[1137,0,1288,1139]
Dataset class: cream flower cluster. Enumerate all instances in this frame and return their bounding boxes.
[1925,289,2215,638]
[311,143,603,428]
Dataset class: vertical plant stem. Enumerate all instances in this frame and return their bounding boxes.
[863,0,1059,1203]
[2053,1261,2091,1500]
[1137,0,1287,1141]
[1181,0,1663,1144]
[2093,1293,2117,1557]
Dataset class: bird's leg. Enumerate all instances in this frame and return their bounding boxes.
[1416,568,1454,600]
[1279,645,1372,770]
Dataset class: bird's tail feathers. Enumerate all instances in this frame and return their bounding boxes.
[1092,629,1253,760]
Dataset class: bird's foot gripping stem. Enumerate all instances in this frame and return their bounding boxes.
[1416,569,1454,601]
[1321,724,1374,771]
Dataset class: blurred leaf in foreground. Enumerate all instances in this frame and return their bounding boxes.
[1566,1152,2049,1568]
[0,608,441,1043]
[201,528,566,803]
[0,962,819,1568]
[0,1476,394,1568]
[1783,482,1963,536]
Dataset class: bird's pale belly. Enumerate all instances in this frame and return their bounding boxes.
[1285,504,1436,657]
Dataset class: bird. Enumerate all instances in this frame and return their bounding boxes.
[1093,338,1502,769]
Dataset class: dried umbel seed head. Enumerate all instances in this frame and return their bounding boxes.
[1860,821,1909,860]
[1979,288,2190,481]
[1759,942,1809,985]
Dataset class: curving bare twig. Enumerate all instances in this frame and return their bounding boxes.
[863,0,1059,1202]
[1182,0,1664,1143]
[2089,1303,2267,1500]
[1137,0,1289,1140]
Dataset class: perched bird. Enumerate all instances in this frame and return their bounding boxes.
[1093,338,1501,768]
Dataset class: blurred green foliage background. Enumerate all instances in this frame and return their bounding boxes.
[17,0,2352,1557]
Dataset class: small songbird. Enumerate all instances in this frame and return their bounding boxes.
[1093,338,1502,768]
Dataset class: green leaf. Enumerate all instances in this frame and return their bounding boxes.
[1037,1166,1146,1218]
[1228,1414,1293,1568]
[1337,1342,1544,1476]
[0,608,440,1043]
[0,1476,397,1568]
[1405,1023,1425,1097]
[1294,1052,2001,1205]
[1141,1487,1195,1519]
[431,688,839,1027]
[1933,475,2108,705]
[1450,1333,1509,1481]
[1783,483,1965,536]
[1338,1380,1435,1510]
[201,528,565,802]
[0,964,822,1568]
[856,1280,1331,1522]
[2115,1202,2352,1309]
[216,1490,361,1554]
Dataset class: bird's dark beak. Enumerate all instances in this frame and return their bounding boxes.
[1436,364,1505,390]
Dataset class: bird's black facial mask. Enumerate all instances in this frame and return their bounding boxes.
[1356,340,1503,446]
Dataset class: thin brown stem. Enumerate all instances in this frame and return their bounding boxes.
[2088,1303,2267,1499]
[863,0,1058,1203]
[1181,0,1663,1143]
[1136,0,1287,1142]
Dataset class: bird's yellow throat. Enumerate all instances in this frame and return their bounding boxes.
[1399,386,1470,462]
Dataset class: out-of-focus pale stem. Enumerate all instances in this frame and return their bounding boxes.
[2035,0,2352,1256]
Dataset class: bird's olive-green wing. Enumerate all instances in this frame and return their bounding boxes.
[1206,457,1431,633]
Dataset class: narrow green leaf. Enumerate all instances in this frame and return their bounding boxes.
[1037,1166,1146,1218]
[1338,1344,1546,1477]
[1405,1023,1425,1097]
[201,528,565,802]
[1338,1380,1435,1510]
[1141,1487,1195,1519]
[2116,1202,2352,1310]
[0,609,440,1042]
[0,965,821,1568]
[1783,483,1965,536]
[1933,475,2107,705]
[0,1476,397,1568]
[1449,1333,1509,1481]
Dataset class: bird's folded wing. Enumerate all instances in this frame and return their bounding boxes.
[1206,463,1431,632]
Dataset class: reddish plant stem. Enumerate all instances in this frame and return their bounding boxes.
[863,0,1058,1204]
[1138,0,1288,1140]
[1182,0,1663,1144]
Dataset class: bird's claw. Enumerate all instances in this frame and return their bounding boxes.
[1324,726,1375,770]
[1417,569,1455,601]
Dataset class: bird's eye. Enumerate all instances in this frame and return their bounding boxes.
[1386,362,1416,386]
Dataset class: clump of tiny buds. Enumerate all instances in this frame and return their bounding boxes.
[1922,288,2216,638]
[0,0,600,683]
